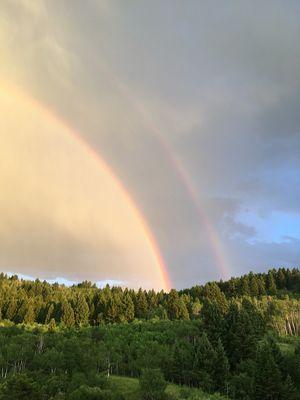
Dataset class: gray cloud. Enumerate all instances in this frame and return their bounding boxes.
[0,0,300,288]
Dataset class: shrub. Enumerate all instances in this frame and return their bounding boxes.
[139,368,167,400]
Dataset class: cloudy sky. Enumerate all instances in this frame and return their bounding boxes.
[0,1,299,289]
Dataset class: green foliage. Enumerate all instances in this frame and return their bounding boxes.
[213,339,230,394]
[69,385,113,400]
[0,268,298,327]
[139,368,167,400]
[254,340,282,400]
[281,375,300,400]
[0,268,298,399]
[0,374,41,399]
[229,373,254,400]
[74,294,89,326]
[61,301,75,328]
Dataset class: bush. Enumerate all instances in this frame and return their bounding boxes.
[139,368,167,400]
[69,385,113,400]
[0,374,41,400]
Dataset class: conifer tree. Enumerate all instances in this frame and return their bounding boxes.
[193,333,216,391]
[122,292,135,322]
[254,340,282,400]
[61,301,75,328]
[249,272,259,297]
[74,293,89,326]
[267,271,277,295]
[5,298,18,321]
[23,301,35,324]
[135,289,148,319]
[213,339,230,394]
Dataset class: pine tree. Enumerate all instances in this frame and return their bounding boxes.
[135,289,148,319]
[15,298,29,323]
[257,275,266,295]
[240,276,250,296]
[267,271,277,295]
[5,297,18,321]
[61,301,75,328]
[23,301,35,324]
[230,372,254,400]
[122,293,135,322]
[106,296,119,323]
[201,300,224,344]
[254,340,282,400]
[193,333,216,391]
[249,272,259,297]
[213,339,230,394]
[74,293,89,326]
[203,282,228,314]
[277,268,287,290]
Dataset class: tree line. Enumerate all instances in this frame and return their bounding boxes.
[0,268,298,328]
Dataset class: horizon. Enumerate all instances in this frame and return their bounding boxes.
[4,267,298,292]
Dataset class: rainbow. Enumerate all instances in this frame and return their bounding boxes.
[1,80,172,292]
[94,64,231,280]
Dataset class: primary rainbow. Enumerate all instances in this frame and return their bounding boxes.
[1,80,172,292]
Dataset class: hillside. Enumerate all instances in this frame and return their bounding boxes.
[0,268,298,399]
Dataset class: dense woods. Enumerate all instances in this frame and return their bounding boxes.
[0,268,299,399]
[0,268,299,328]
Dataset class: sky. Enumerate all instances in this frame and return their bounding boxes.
[0,0,299,290]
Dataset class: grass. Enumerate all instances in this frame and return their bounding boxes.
[277,335,300,355]
[109,375,227,400]
[110,376,140,400]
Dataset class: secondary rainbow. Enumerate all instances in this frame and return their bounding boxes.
[96,64,231,280]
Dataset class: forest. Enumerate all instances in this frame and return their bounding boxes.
[0,268,299,399]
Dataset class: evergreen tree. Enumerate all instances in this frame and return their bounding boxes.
[249,272,259,297]
[135,289,148,319]
[277,269,287,290]
[23,301,35,324]
[5,297,18,321]
[254,340,282,400]
[74,294,89,326]
[201,300,224,343]
[122,292,135,322]
[61,301,75,328]
[257,275,266,295]
[229,373,254,400]
[167,290,189,320]
[193,333,216,391]
[267,271,277,295]
[213,339,230,394]
[240,276,250,296]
